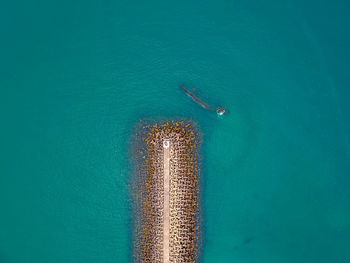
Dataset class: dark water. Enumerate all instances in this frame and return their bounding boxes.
[1,0,349,262]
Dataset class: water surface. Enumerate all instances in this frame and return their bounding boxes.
[1,0,349,262]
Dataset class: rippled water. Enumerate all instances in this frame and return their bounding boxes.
[1,0,349,262]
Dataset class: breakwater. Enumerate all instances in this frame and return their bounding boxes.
[132,121,201,262]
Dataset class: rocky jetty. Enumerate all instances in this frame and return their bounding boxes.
[132,120,201,263]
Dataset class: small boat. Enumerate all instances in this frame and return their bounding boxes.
[216,107,227,116]
[180,85,228,116]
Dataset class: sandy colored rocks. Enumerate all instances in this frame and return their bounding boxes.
[133,121,201,263]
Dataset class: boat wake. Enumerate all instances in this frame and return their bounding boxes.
[180,85,227,116]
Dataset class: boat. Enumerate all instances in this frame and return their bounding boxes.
[180,85,228,116]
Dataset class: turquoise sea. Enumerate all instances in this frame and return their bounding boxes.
[1,0,349,262]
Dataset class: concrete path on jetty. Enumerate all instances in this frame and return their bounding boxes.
[163,140,170,263]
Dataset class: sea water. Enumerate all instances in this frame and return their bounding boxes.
[0,0,349,262]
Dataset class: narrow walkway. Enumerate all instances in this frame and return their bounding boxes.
[163,140,170,263]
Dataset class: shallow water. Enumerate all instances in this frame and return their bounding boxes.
[1,0,349,262]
